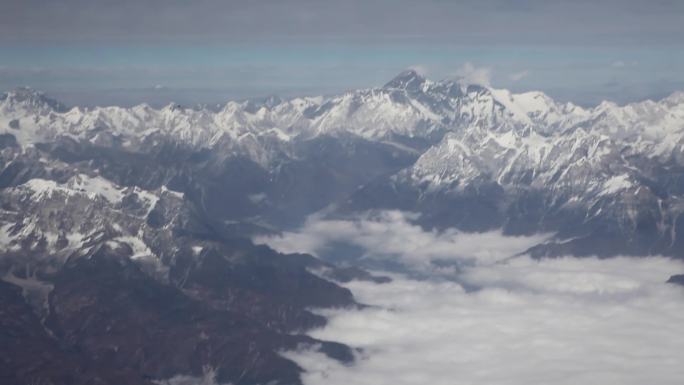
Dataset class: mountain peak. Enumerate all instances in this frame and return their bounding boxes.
[1,87,67,113]
[663,91,684,106]
[244,95,284,113]
[383,69,427,91]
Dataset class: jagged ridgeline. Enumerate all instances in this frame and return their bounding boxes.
[3,71,684,257]
[1,71,684,384]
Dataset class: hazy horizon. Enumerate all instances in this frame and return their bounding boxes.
[2,0,684,107]
[4,65,684,110]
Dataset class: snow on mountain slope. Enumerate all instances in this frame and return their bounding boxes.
[359,85,684,256]
[0,173,186,278]
[3,73,684,202]
[0,73,569,146]
[3,72,684,258]
[408,89,684,193]
[3,72,683,165]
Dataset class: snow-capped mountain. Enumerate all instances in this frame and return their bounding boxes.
[6,70,681,161]
[0,147,364,385]
[407,87,684,195]
[2,70,684,384]
[340,74,684,256]
[0,71,594,158]
[0,173,183,278]
[3,71,684,259]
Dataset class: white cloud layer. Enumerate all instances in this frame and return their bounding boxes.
[509,70,530,81]
[407,64,429,76]
[285,256,684,385]
[261,211,684,385]
[256,210,549,272]
[452,62,492,86]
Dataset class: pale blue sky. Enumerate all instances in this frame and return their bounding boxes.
[1,1,683,107]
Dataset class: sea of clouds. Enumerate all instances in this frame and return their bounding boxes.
[255,210,551,272]
[257,211,684,385]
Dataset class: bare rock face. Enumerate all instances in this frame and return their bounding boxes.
[1,246,354,385]
[667,274,684,286]
[0,150,357,384]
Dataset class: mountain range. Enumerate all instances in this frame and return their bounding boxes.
[2,70,684,384]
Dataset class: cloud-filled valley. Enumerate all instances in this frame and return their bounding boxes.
[286,259,684,385]
[256,211,551,274]
[259,211,684,385]
[5,58,684,385]
[3,1,684,383]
